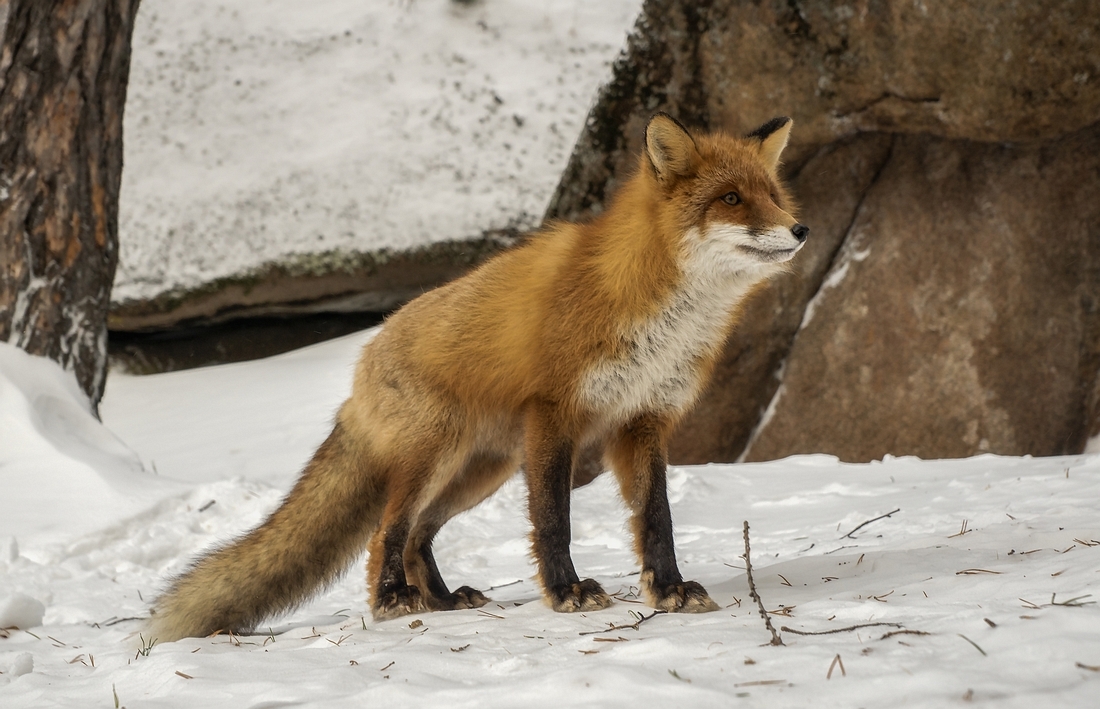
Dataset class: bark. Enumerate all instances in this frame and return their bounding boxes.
[0,0,139,412]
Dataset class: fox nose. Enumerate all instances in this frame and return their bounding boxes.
[791,223,809,243]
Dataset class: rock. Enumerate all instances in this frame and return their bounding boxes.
[551,0,1100,223]
[744,123,1100,461]
[702,0,1100,148]
[551,0,1100,463]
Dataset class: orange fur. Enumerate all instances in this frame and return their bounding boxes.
[148,114,807,642]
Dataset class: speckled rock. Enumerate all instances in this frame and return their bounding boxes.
[549,0,1100,222]
[743,124,1100,461]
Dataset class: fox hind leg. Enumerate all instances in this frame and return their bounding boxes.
[402,449,519,611]
[367,483,427,621]
[403,518,489,612]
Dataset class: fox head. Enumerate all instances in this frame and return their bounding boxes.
[643,113,808,277]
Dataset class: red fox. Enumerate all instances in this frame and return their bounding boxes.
[149,113,807,642]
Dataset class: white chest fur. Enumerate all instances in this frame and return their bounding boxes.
[578,270,756,423]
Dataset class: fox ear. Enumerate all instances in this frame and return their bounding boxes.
[746,117,793,175]
[645,113,700,183]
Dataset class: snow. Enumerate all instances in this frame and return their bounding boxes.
[0,345,181,544]
[115,0,642,304]
[2,336,1098,705]
[0,594,45,631]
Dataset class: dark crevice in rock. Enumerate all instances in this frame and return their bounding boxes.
[1069,123,1100,451]
[779,0,814,43]
[1077,235,1100,448]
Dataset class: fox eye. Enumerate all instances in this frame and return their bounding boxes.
[721,192,740,206]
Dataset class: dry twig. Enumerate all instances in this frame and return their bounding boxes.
[744,521,784,646]
[780,621,902,636]
[880,629,931,640]
[579,609,665,636]
[1048,593,1095,607]
[841,509,901,539]
[957,634,987,656]
[948,520,971,538]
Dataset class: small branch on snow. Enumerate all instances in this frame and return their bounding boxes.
[826,653,846,679]
[485,579,522,591]
[743,521,784,646]
[780,621,902,636]
[1048,593,1095,607]
[579,609,665,636]
[841,508,901,539]
[957,634,987,656]
[1020,593,1096,609]
[880,629,931,640]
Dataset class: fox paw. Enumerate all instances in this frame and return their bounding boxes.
[449,586,490,610]
[373,584,425,621]
[428,585,490,611]
[547,578,612,612]
[646,578,719,613]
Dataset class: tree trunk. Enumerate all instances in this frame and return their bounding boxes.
[0,0,139,413]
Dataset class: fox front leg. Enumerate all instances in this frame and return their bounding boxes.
[609,415,719,613]
[524,407,612,612]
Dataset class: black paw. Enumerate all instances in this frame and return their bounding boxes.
[373,584,424,621]
[427,585,490,611]
[644,575,719,613]
[547,578,613,612]
[448,585,490,610]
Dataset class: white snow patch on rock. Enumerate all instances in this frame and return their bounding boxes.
[799,244,871,330]
[115,0,643,303]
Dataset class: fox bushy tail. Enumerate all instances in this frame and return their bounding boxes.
[149,422,382,642]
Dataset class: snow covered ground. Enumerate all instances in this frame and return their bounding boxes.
[115,0,642,304]
[2,335,1098,706]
